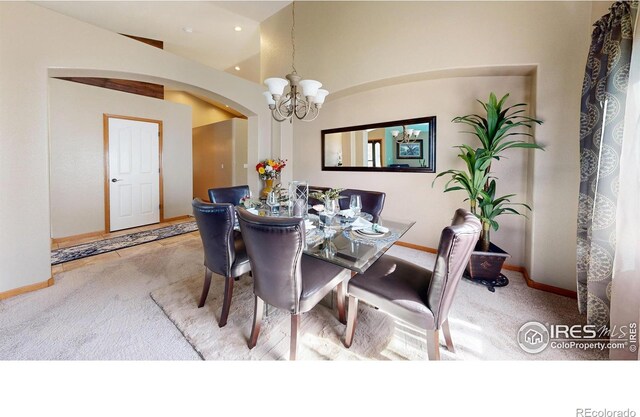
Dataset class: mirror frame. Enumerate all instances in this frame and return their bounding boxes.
[321,116,436,173]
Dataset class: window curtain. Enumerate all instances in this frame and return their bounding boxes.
[577,1,637,328]
[610,4,639,360]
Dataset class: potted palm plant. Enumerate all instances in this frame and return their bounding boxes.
[434,93,543,289]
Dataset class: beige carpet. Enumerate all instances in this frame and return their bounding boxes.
[151,245,608,361]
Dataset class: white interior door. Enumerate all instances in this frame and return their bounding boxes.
[108,117,160,232]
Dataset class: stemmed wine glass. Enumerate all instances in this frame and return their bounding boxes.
[266,191,279,215]
[349,194,362,217]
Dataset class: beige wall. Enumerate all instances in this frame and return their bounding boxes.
[294,75,532,267]
[193,118,249,201]
[165,90,236,128]
[0,2,271,294]
[234,118,249,186]
[193,121,233,200]
[262,1,593,290]
[48,79,192,238]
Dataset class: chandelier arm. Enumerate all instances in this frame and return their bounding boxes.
[271,108,288,122]
[293,93,310,120]
[301,105,319,122]
[275,93,294,120]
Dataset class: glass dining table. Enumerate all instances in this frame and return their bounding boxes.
[239,204,416,274]
[237,202,415,322]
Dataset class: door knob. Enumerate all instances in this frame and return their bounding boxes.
[111,178,123,183]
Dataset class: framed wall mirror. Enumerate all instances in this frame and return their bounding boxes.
[321,116,436,173]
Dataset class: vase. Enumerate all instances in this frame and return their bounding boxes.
[261,178,275,199]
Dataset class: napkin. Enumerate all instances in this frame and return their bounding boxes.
[247,208,259,215]
[351,217,389,233]
[338,208,356,218]
[304,219,316,230]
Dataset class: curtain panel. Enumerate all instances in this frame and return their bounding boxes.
[577,1,636,328]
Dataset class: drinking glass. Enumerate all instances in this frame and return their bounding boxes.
[266,191,279,215]
[349,194,362,217]
[323,198,339,236]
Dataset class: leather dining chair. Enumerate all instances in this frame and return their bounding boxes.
[343,209,481,360]
[208,185,250,205]
[236,207,349,360]
[308,186,331,207]
[339,188,386,223]
[192,198,251,327]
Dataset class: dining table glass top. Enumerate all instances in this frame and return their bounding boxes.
[237,203,415,274]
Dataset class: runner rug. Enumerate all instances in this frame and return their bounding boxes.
[51,221,198,265]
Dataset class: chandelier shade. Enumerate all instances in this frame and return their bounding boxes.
[393,126,420,143]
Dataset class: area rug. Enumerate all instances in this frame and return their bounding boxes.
[150,274,421,360]
[150,245,609,361]
[51,221,198,265]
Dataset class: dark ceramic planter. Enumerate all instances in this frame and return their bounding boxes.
[465,242,510,281]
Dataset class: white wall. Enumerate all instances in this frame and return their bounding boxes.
[261,1,593,290]
[49,79,192,238]
[0,2,271,294]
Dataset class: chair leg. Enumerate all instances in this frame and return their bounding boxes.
[336,281,346,324]
[248,296,264,349]
[218,276,235,328]
[290,313,300,361]
[344,295,359,348]
[197,269,213,308]
[442,319,455,352]
[426,329,441,360]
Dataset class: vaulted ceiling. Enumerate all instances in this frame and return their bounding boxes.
[34,1,290,83]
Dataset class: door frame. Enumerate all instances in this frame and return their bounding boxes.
[103,114,164,233]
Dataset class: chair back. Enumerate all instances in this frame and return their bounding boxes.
[208,185,250,205]
[339,188,386,223]
[236,208,305,313]
[308,186,331,207]
[192,198,236,277]
[426,209,481,327]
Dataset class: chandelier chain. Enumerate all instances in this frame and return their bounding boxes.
[291,1,297,74]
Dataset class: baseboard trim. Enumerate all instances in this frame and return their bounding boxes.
[52,230,104,244]
[0,277,55,300]
[394,241,437,254]
[163,215,192,223]
[52,216,193,244]
[395,241,577,299]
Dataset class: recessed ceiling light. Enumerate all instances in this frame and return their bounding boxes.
[225,105,230,108]
[182,27,194,33]
[234,26,242,32]
[234,66,241,71]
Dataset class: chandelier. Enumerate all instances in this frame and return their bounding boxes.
[391,126,421,143]
[263,1,328,122]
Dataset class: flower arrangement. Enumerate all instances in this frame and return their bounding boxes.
[255,158,287,180]
[309,188,346,202]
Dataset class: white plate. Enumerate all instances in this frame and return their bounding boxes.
[355,229,388,237]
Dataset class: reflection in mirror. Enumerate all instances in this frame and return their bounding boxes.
[321,116,436,173]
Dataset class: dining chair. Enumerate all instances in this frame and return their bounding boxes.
[343,208,481,360]
[192,198,251,327]
[236,207,349,360]
[208,185,250,205]
[308,185,331,207]
[339,188,386,223]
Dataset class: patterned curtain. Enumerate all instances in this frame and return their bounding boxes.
[577,1,637,328]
